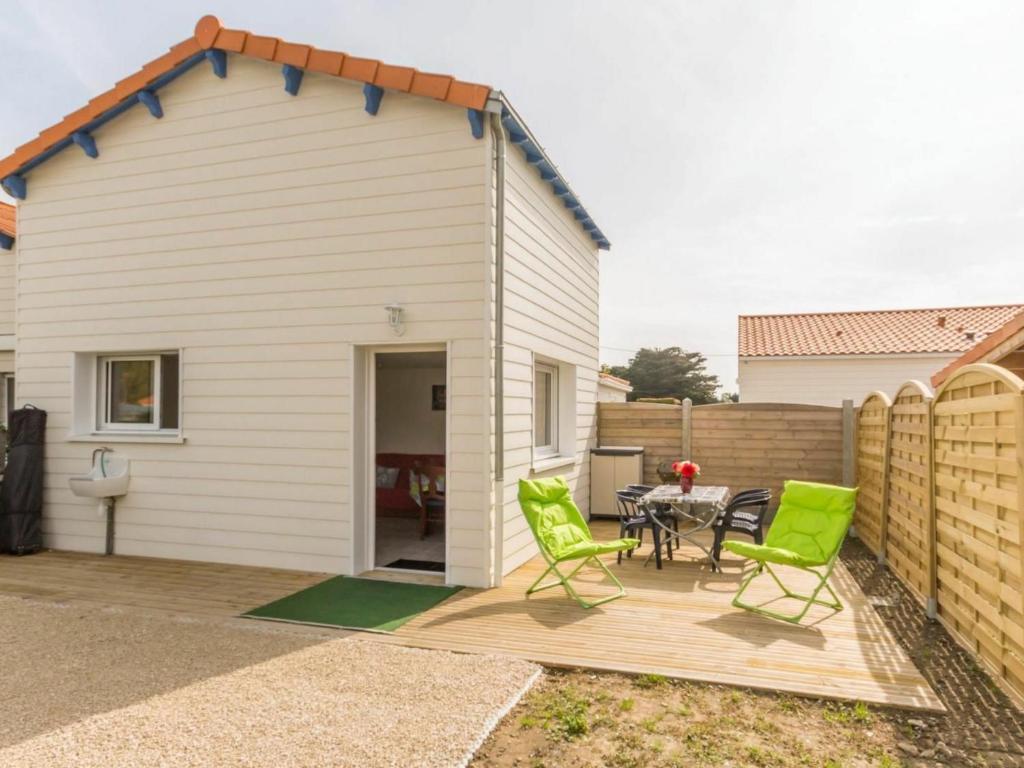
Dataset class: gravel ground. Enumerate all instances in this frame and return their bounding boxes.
[0,596,540,768]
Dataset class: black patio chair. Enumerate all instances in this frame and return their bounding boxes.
[615,490,674,569]
[625,484,680,549]
[711,488,772,566]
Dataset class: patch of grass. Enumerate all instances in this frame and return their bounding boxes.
[634,673,668,689]
[639,713,664,733]
[618,697,635,712]
[822,700,873,726]
[776,694,799,714]
[878,754,903,768]
[744,745,785,767]
[532,687,591,740]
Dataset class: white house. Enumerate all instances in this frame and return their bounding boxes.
[738,305,1024,406]
[597,372,633,402]
[0,16,610,588]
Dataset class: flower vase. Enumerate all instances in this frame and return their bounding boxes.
[680,476,693,494]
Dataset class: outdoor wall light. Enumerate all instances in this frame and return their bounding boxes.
[385,304,405,336]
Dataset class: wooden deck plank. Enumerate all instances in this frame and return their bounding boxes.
[390,521,943,712]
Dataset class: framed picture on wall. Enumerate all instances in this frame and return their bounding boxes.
[432,384,446,411]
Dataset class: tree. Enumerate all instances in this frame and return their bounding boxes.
[607,347,720,404]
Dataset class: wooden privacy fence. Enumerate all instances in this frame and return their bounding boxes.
[597,400,853,506]
[854,364,1024,705]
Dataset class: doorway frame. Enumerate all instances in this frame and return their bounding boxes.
[354,342,451,581]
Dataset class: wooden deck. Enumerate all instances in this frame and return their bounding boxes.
[392,522,943,712]
[0,523,942,711]
[0,549,327,617]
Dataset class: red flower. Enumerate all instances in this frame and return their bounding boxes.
[671,460,700,478]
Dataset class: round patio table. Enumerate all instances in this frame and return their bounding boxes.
[639,485,731,570]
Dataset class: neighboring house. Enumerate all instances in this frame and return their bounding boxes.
[738,305,1024,406]
[932,308,1024,387]
[0,16,610,587]
[0,202,14,422]
[597,372,633,402]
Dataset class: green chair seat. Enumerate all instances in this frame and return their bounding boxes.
[518,476,639,608]
[726,480,858,624]
[722,540,825,568]
[553,538,640,562]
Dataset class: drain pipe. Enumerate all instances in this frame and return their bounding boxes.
[491,111,506,482]
[490,109,507,586]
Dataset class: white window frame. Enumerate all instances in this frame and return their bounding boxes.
[533,362,559,458]
[98,354,163,432]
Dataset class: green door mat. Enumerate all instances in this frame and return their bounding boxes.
[242,576,462,633]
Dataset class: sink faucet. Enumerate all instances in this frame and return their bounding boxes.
[92,447,113,478]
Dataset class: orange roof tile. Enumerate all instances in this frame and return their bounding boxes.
[0,202,14,239]
[598,372,633,389]
[0,15,493,184]
[739,305,1024,357]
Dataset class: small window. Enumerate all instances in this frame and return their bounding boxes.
[98,353,179,432]
[534,363,558,456]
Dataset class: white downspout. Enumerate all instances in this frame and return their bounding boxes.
[491,111,506,585]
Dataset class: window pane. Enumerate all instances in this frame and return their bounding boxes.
[108,360,155,424]
[160,354,180,430]
[534,370,551,447]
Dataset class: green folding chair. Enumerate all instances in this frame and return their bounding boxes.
[723,480,858,624]
[518,477,640,609]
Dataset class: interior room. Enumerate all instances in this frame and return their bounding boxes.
[373,350,447,573]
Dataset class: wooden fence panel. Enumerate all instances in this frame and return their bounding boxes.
[932,364,1024,702]
[597,402,682,484]
[885,381,934,607]
[690,403,843,507]
[855,391,892,557]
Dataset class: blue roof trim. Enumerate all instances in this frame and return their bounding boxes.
[500,107,608,250]
[363,84,383,115]
[0,233,13,251]
[7,51,208,193]
[281,64,304,96]
[137,90,164,118]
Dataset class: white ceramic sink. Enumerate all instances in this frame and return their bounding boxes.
[69,453,130,499]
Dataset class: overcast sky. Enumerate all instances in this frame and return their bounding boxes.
[4,1,1024,391]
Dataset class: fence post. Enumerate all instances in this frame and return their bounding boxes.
[681,398,693,458]
[841,399,855,487]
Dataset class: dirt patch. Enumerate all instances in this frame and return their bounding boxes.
[471,669,944,767]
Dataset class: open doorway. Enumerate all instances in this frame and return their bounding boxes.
[373,349,447,573]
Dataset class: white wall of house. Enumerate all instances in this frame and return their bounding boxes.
[738,353,957,406]
[494,134,601,577]
[597,379,630,403]
[375,365,446,455]
[15,55,493,583]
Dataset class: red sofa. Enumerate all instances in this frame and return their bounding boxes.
[375,453,445,517]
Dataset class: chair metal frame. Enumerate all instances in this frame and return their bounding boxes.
[730,548,844,624]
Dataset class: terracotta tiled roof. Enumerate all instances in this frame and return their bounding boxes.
[598,372,633,390]
[739,305,1024,357]
[0,15,492,183]
[0,202,13,239]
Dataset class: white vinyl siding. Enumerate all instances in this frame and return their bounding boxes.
[496,141,601,576]
[15,56,490,582]
[738,354,958,406]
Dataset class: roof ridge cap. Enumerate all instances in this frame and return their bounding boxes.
[739,304,1024,320]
